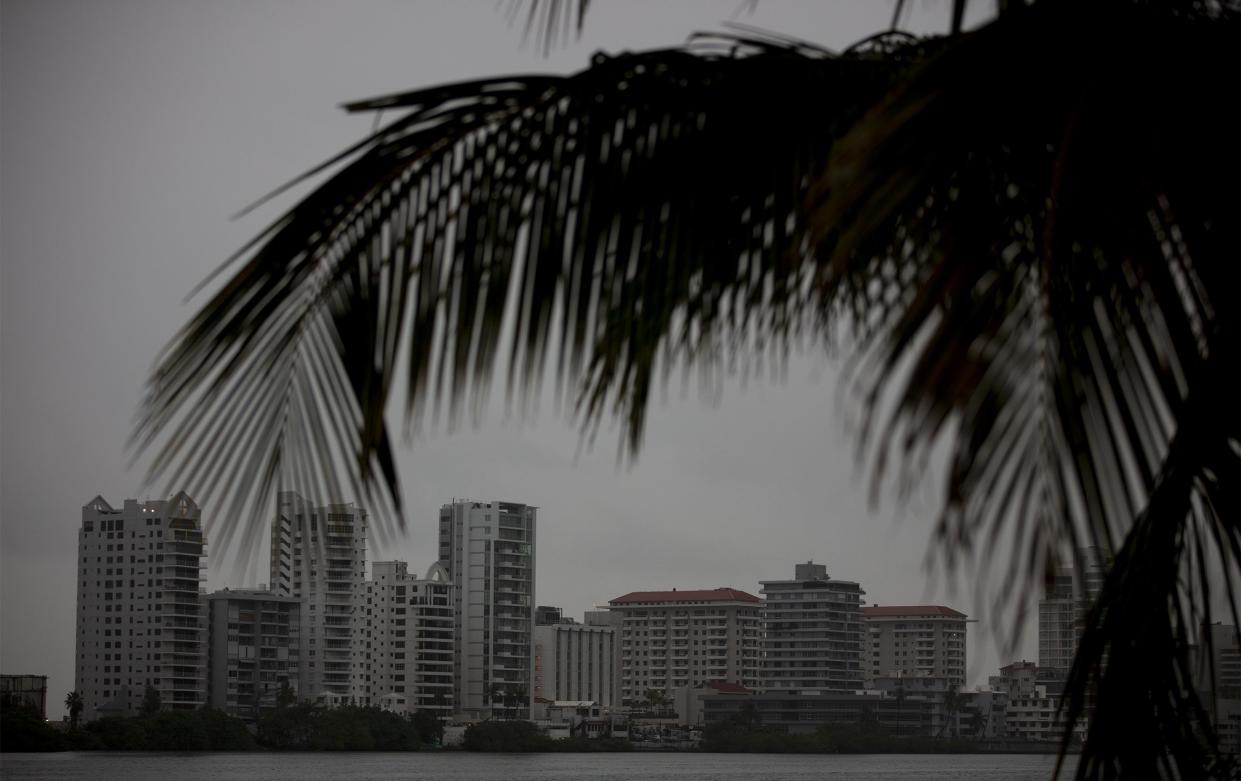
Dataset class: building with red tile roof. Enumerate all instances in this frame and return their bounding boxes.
[863,604,970,688]
[607,587,761,704]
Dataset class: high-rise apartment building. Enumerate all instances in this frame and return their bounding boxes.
[75,494,207,722]
[863,605,968,689]
[759,562,864,695]
[205,588,300,720]
[438,500,537,719]
[1038,548,1108,676]
[607,588,762,704]
[363,561,456,718]
[534,616,621,706]
[270,492,367,704]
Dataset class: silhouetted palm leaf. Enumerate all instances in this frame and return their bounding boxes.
[809,3,1237,776]
[136,1,1238,776]
[135,35,913,556]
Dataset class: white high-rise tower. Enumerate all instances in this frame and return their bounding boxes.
[270,491,367,704]
[75,494,207,722]
[438,500,537,719]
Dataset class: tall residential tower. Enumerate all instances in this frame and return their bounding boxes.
[1038,548,1108,677]
[75,494,207,721]
[270,491,367,704]
[364,561,456,718]
[438,500,537,719]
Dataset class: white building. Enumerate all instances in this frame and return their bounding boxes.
[990,660,1082,743]
[438,500,537,719]
[269,491,367,705]
[863,604,968,689]
[75,494,207,721]
[364,560,455,718]
[534,619,621,706]
[205,588,300,720]
[608,587,762,704]
[760,562,864,695]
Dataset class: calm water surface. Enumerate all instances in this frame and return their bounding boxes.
[0,752,1075,780]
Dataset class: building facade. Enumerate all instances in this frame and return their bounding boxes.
[608,588,761,704]
[760,562,865,695]
[438,500,537,719]
[205,589,300,720]
[1197,623,1241,754]
[863,605,968,689]
[364,560,455,717]
[75,494,207,721]
[0,675,48,719]
[534,620,621,706]
[1038,548,1108,676]
[269,492,367,705]
[701,691,938,736]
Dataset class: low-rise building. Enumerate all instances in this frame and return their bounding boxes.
[534,618,620,706]
[701,691,937,736]
[990,660,1079,743]
[0,675,48,719]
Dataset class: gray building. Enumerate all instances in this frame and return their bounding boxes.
[534,618,620,706]
[364,561,456,718]
[760,562,864,695]
[863,605,968,689]
[0,675,48,719]
[608,587,762,704]
[269,492,367,705]
[75,494,207,721]
[206,589,300,720]
[438,500,537,719]
[1197,623,1241,754]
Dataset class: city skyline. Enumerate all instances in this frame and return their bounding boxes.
[3,1,1033,719]
[69,489,994,723]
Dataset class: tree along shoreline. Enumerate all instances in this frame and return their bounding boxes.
[3,704,1075,755]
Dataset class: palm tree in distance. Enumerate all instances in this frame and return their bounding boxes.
[134,1,1238,777]
[64,691,83,731]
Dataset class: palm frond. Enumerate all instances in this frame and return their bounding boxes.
[136,1,1239,774]
[135,35,915,554]
[808,1,1238,776]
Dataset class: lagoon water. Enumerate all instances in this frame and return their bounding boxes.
[0,752,1074,780]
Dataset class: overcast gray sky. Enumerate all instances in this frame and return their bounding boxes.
[1,0,1031,716]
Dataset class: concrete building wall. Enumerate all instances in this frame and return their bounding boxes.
[438,500,537,719]
[364,560,455,717]
[863,605,967,689]
[607,588,761,705]
[534,622,619,706]
[760,562,865,695]
[205,589,300,720]
[75,494,206,722]
[269,492,367,704]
